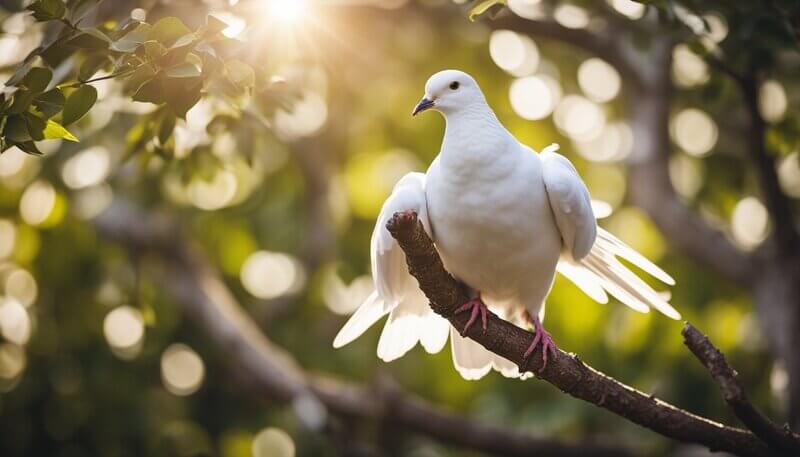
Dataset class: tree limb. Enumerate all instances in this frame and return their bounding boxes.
[622,41,755,286]
[385,210,773,457]
[92,200,629,457]
[682,323,800,455]
[739,75,800,256]
[487,13,643,87]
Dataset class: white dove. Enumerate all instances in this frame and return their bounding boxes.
[333,70,679,380]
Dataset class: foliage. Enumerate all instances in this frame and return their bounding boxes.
[0,0,286,159]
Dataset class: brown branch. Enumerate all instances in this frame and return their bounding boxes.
[682,323,800,455]
[92,200,629,457]
[739,75,800,256]
[622,41,755,286]
[486,13,643,87]
[385,210,773,457]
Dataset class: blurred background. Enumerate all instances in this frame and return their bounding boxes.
[0,0,798,456]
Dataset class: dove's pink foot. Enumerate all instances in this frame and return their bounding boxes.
[455,296,488,335]
[522,311,558,371]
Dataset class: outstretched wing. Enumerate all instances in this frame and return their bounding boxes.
[333,173,450,359]
[541,145,680,319]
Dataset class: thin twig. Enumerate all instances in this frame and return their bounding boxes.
[385,211,772,457]
[58,67,138,89]
[682,323,800,455]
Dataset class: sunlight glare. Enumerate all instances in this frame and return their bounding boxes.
[161,344,205,396]
[0,298,31,345]
[20,180,55,226]
[509,75,560,120]
[670,108,717,157]
[268,0,305,24]
[241,251,305,300]
[778,152,800,198]
[0,220,14,259]
[104,306,145,359]
[731,197,769,249]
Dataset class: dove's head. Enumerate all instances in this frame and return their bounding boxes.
[413,70,485,117]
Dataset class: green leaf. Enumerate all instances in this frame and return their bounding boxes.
[157,112,176,144]
[21,67,53,94]
[468,0,506,21]
[14,141,43,156]
[32,88,66,118]
[3,115,32,142]
[171,34,195,49]
[132,78,163,104]
[68,0,100,23]
[110,28,148,53]
[143,40,168,61]
[43,118,78,141]
[66,28,112,49]
[8,90,36,114]
[203,15,229,37]
[162,77,202,118]
[40,37,73,67]
[225,59,255,90]
[79,54,111,81]
[22,112,47,141]
[27,0,66,21]
[123,64,157,93]
[166,62,201,78]
[147,17,192,47]
[61,85,97,125]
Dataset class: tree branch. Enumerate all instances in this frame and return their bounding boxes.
[739,75,800,256]
[622,41,755,286]
[385,210,773,457]
[682,323,800,455]
[92,200,628,457]
[486,12,643,87]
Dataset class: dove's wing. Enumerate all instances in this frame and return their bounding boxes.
[541,147,680,320]
[540,146,597,261]
[333,172,450,358]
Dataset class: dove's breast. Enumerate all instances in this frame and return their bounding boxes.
[426,147,562,313]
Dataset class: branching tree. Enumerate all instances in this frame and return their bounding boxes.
[0,0,798,456]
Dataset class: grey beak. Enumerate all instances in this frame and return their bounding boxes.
[412,97,435,116]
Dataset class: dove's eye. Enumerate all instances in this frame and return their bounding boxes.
[449,81,460,90]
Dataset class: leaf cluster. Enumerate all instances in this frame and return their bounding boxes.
[1,0,267,157]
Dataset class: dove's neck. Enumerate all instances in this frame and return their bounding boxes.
[440,103,514,172]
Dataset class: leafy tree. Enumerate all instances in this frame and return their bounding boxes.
[0,0,799,456]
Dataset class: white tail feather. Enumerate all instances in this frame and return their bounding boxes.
[450,307,531,381]
[333,291,389,349]
[596,228,675,285]
[558,229,681,320]
[377,288,449,362]
[556,261,608,303]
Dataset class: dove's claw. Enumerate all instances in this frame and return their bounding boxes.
[456,296,488,335]
[522,313,558,372]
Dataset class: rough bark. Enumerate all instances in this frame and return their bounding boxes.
[683,324,800,455]
[385,211,772,457]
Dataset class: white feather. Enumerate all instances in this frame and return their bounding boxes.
[333,291,388,349]
[335,171,451,360]
[595,228,676,286]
